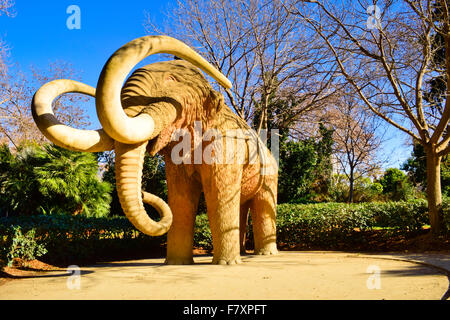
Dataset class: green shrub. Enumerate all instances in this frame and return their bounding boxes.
[370,183,384,195]
[1,226,47,267]
[442,201,450,232]
[194,200,447,251]
[329,176,386,203]
[194,214,213,251]
[362,200,429,231]
[1,200,447,265]
[275,202,373,248]
[0,144,112,217]
[0,215,164,265]
[0,214,214,265]
[379,168,416,201]
[277,124,334,204]
[274,199,443,249]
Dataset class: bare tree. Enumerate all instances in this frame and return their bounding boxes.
[0,61,91,148]
[0,39,9,90]
[292,0,450,235]
[330,91,384,203]
[0,0,15,79]
[145,0,337,132]
[0,0,15,17]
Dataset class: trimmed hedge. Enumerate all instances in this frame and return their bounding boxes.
[202,199,448,250]
[276,201,418,248]
[274,200,449,249]
[0,215,165,265]
[1,200,448,265]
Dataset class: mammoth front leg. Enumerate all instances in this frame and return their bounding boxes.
[201,164,243,265]
[165,162,202,265]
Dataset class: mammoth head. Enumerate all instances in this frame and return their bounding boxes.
[120,59,227,156]
[31,36,231,236]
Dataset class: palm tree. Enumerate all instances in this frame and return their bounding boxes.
[0,143,112,217]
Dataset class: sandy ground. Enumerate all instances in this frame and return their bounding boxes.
[0,252,448,300]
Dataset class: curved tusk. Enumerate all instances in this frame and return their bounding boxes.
[32,79,114,152]
[96,35,232,144]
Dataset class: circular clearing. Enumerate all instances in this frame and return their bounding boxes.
[0,252,448,300]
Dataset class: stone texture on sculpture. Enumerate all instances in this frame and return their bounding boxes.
[31,35,278,265]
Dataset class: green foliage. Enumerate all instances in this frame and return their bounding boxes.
[141,154,168,201]
[313,124,334,197]
[1,200,448,265]
[380,168,407,193]
[35,145,112,217]
[194,200,447,252]
[278,124,334,203]
[0,144,41,216]
[442,162,450,197]
[442,198,450,232]
[379,168,416,201]
[0,214,212,264]
[329,174,349,202]
[422,1,447,116]
[251,82,334,204]
[354,178,384,202]
[402,142,450,196]
[1,226,47,267]
[275,199,438,248]
[278,140,318,203]
[329,175,384,203]
[0,144,112,217]
[194,214,213,251]
[402,143,427,187]
[0,215,163,265]
[370,182,384,195]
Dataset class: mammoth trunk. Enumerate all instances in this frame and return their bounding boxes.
[115,141,172,236]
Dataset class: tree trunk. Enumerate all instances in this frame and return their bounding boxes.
[425,149,443,236]
[348,167,354,203]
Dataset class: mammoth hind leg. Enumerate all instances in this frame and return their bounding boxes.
[249,185,278,256]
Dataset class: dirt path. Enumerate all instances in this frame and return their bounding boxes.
[0,252,448,300]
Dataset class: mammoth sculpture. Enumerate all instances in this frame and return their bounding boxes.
[31,36,278,265]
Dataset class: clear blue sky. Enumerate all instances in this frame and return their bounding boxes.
[0,0,412,168]
[0,1,170,84]
[0,0,172,127]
